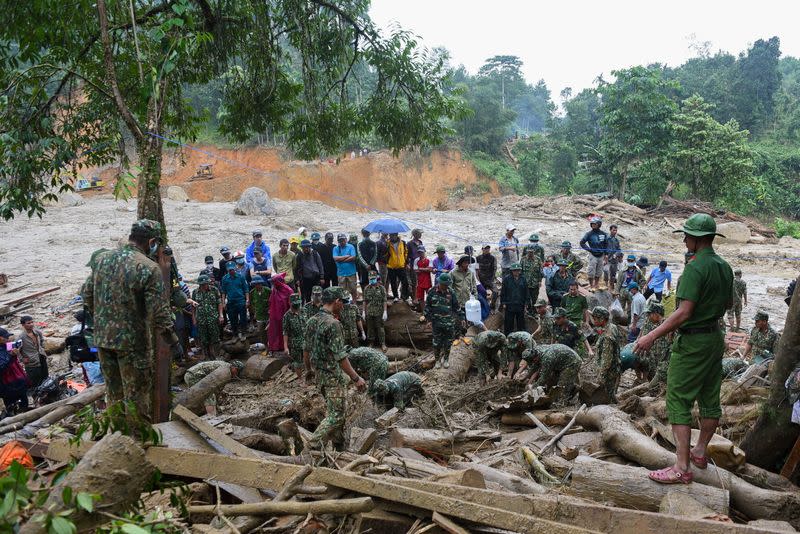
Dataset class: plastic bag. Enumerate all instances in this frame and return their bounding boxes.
[609,298,624,318]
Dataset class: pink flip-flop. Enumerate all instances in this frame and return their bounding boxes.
[648,466,693,484]
[690,451,708,469]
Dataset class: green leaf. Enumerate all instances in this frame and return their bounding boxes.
[0,490,15,517]
[48,516,76,534]
[76,492,95,513]
[61,486,72,505]
[120,523,150,534]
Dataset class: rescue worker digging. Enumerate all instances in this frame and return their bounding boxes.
[425,273,463,369]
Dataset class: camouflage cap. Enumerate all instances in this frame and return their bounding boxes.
[509,262,522,270]
[438,272,453,285]
[754,310,769,321]
[197,274,211,284]
[130,219,162,240]
[529,234,539,242]
[534,298,548,307]
[322,286,343,303]
[507,331,531,348]
[646,302,664,315]
[553,307,567,318]
[591,306,610,319]
[290,294,302,304]
[555,258,568,266]
[561,240,572,248]
[373,379,388,392]
[230,359,245,371]
[312,285,323,294]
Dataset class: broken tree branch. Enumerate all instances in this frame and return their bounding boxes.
[189,497,374,517]
[541,404,585,455]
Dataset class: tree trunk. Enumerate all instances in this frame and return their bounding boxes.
[570,455,729,514]
[0,385,106,435]
[173,365,233,415]
[21,433,155,534]
[659,492,720,520]
[241,355,285,381]
[388,428,501,456]
[740,274,800,470]
[136,134,166,229]
[450,461,548,495]
[618,166,628,201]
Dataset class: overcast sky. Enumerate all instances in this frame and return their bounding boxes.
[369,0,800,100]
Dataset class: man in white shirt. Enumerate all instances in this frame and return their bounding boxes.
[628,282,646,342]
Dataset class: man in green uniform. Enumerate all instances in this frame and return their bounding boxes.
[283,294,307,378]
[553,307,593,358]
[346,346,389,397]
[473,329,507,384]
[591,306,621,402]
[249,275,271,345]
[521,244,544,311]
[722,357,748,378]
[504,330,532,378]
[637,302,671,382]
[184,359,244,415]
[556,241,584,277]
[532,298,555,344]
[726,269,747,331]
[742,311,779,364]
[425,273,463,369]
[340,294,365,348]
[192,274,224,360]
[303,286,324,320]
[374,371,423,410]
[363,273,388,351]
[82,220,183,422]
[522,233,545,263]
[519,343,581,401]
[635,213,734,484]
[304,287,366,448]
[562,281,589,326]
[546,259,573,307]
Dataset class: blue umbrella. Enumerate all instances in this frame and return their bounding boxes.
[363,218,410,234]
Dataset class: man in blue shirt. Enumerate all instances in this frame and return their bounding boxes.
[221,261,250,340]
[645,260,672,301]
[245,230,271,265]
[579,216,609,291]
[333,233,358,303]
[499,224,520,277]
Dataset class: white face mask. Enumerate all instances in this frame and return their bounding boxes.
[149,240,159,255]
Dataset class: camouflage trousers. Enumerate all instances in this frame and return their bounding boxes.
[366,314,385,346]
[431,320,455,360]
[196,319,220,347]
[726,301,743,321]
[603,367,621,403]
[288,345,304,370]
[97,348,154,422]
[185,367,218,406]
[526,281,541,310]
[538,365,579,401]
[363,360,389,396]
[475,347,505,376]
[310,384,347,448]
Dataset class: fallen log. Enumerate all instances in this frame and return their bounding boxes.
[389,428,501,456]
[383,455,450,478]
[444,336,475,382]
[450,461,548,495]
[0,385,106,437]
[432,511,470,534]
[577,405,800,527]
[0,385,105,435]
[659,491,726,521]
[188,497,374,517]
[500,411,573,427]
[172,404,262,459]
[375,407,402,429]
[174,365,233,415]
[228,427,286,455]
[385,347,411,361]
[523,412,575,459]
[241,355,284,381]
[649,418,745,471]
[488,388,552,413]
[427,468,486,489]
[348,427,377,454]
[21,433,155,534]
[0,286,60,307]
[385,301,431,348]
[570,455,729,514]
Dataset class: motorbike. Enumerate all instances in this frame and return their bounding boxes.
[31,371,83,406]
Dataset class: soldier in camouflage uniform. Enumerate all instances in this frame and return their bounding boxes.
[532,298,555,344]
[192,274,224,359]
[722,357,748,378]
[303,286,324,321]
[726,269,747,330]
[635,302,671,381]
[363,273,388,351]
[184,359,244,415]
[346,346,388,397]
[374,371,423,410]
[425,272,463,369]
[522,234,545,263]
[504,330,532,378]
[250,275,271,345]
[521,244,544,311]
[519,343,581,400]
[590,306,621,403]
[83,220,183,422]
[282,294,307,378]
[340,294,365,347]
[742,311,779,364]
[473,330,507,384]
[553,307,593,358]
[556,241,584,277]
[305,287,366,448]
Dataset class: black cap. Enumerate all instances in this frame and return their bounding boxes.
[0,327,10,338]
[204,255,214,263]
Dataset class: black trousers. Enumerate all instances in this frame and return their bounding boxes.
[643,287,663,301]
[387,268,409,299]
[504,308,526,334]
[301,275,321,303]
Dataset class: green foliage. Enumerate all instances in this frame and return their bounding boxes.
[467,152,524,194]
[72,401,163,446]
[775,218,800,238]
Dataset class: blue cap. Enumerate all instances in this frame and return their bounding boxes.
[226,261,236,270]
[627,282,640,290]
[301,239,311,247]
[251,275,265,285]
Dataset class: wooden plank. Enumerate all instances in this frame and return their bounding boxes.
[172,404,261,459]
[41,441,776,534]
[432,511,470,534]
[0,286,60,307]
[780,435,800,480]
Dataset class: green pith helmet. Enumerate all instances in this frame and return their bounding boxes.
[673,213,726,238]
[438,272,452,286]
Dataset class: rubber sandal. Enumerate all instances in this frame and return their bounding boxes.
[648,466,693,484]
[690,451,709,469]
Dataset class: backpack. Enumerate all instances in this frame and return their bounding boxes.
[65,312,98,363]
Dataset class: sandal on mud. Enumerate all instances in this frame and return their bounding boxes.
[648,466,693,484]
[690,451,709,469]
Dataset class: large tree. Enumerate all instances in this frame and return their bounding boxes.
[0,0,460,226]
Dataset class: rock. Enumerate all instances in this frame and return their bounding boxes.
[44,192,85,207]
[747,520,796,532]
[44,337,66,355]
[716,221,751,244]
[234,187,276,216]
[778,235,800,247]
[166,185,189,202]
